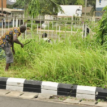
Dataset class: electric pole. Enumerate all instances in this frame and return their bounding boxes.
[84,0,88,38]
[1,0,3,14]
[85,0,87,18]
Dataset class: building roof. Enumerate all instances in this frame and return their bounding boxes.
[82,7,93,13]
[0,8,24,13]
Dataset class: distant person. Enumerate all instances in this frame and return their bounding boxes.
[0,25,26,71]
[86,27,90,36]
[42,33,51,43]
[83,24,90,37]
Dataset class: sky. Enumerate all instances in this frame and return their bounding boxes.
[7,0,16,5]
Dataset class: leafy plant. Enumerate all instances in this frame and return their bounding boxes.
[97,6,107,45]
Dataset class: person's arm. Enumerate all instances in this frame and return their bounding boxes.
[14,39,24,48]
[13,32,24,48]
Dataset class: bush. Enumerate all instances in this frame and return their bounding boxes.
[97,6,107,45]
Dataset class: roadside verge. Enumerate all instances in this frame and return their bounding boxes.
[0,77,107,101]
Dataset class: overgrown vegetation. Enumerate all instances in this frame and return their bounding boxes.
[1,5,107,88]
[0,32,107,88]
[97,6,107,45]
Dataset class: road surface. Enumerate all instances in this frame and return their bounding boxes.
[0,96,91,107]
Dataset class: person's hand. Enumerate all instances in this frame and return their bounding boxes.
[21,44,24,48]
[12,49,15,55]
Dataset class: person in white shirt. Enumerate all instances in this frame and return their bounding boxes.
[42,33,51,43]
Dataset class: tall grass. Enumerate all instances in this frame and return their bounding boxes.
[0,34,107,87]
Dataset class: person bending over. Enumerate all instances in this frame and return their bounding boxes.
[0,25,26,71]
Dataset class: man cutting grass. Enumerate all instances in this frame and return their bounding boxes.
[0,25,26,71]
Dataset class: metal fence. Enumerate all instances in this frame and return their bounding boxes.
[0,15,95,40]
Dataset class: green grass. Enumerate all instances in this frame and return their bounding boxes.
[45,24,82,32]
[0,33,107,88]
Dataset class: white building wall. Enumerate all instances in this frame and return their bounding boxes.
[58,5,82,17]
[96,0,107,8]
[96,0,107,16]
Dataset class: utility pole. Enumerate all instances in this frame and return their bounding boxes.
[84,0,87,38]
[85,0,87,18]
[1,0,3,14]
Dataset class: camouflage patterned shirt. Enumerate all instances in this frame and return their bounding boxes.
[0,27,21,48]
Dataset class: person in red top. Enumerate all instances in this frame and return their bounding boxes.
[0,25,26,71]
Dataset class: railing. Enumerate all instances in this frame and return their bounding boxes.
[0,15,96,39]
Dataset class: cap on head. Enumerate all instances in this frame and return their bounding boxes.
[20,25,26,33]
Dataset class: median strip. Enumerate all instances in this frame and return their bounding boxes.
[0,77,107,101]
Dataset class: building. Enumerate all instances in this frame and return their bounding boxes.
[58,5,82,17]
[96,0,107,16]
[0,0,23,17]
[0,0,24,28]
[0,0,6,8]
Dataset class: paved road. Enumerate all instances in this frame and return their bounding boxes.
[0,96,90,107]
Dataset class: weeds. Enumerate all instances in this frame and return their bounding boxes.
[0,32,107,88]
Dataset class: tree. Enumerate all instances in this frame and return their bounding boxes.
[12,0,64,17]
[10,0,92,16]
[97,6,107,45]
[87,0,96,10]
[75,0,84,6]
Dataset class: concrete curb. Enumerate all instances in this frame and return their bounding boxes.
[0,77,107,101]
